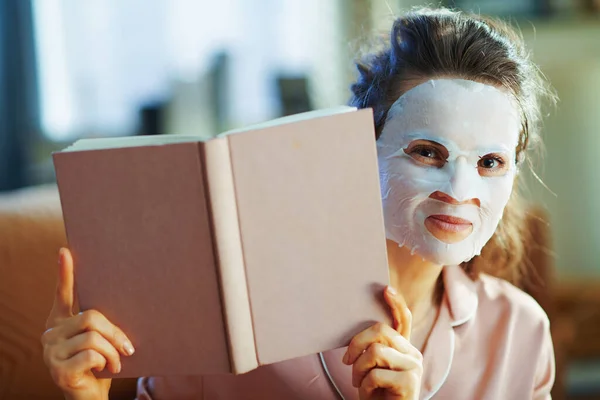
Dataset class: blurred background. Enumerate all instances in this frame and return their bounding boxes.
[1,0,600,399]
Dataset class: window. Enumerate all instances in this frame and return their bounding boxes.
[33,0,348,141]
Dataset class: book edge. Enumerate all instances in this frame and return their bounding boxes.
[218,106,357,137]
[201,139,258,374]
[52,153,84,312]
[60,135,208,153]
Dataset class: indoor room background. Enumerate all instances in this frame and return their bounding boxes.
[1,1,599,399]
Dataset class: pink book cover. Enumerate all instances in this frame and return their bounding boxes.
[52,107,390,379]
[53,143,232,378]
[227,108,390,365]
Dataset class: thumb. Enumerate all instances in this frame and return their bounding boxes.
[47,248,75,328]
[384,285,412,341]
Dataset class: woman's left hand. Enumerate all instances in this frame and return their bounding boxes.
[342,286,423,400]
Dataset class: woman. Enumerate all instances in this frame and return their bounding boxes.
[42,7,556,400]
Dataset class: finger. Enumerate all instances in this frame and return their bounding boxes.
[384,286,402,332]
[57,331,122,374]
[384,286,412,341]
[56,309,135,357]
[352,342,421,387]
[341,322,421,367]
[47,248,75,328]
[359,369,417,399]
[55,349,107,389]
[343,322,401,365]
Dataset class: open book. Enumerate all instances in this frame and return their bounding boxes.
[52,106,390,378]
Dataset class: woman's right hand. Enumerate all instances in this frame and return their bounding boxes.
[41,248,135,400]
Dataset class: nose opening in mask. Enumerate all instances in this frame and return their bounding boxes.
[429,190,480,207]
[440,156,482,204]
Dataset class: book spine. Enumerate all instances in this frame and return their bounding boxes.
[200,138,257,374]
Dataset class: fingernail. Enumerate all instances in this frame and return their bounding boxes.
[387,286,397,295]
[342,351,348,364]
[116,361,122,374]
[123,340,135,356]
[58,248,64,265]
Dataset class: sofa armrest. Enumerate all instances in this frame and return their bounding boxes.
[0,184,137,400]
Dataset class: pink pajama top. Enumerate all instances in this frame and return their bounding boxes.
[135,265,555,399]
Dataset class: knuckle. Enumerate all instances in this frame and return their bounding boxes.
[360,371,372,389]
[366,368,378,380]
[363,369,379,388]
[52,366,72,389]
[393,383,408,398]
[83,330,102,348]
[62,371,82,390]
[372,322,386,334]
[81,349,98,364]
[414,350,424,363]
[40,328,52,346]
[408,369,421,384]
[368,342,385,359]
[80,309,100,328]
[399,386,409,398]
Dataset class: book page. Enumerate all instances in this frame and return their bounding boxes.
[61,106,357,152]
[218,106,357,137]
[62,135,207,152]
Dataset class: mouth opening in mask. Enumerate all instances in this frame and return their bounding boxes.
[424,214,473,244]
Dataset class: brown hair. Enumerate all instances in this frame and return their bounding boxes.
[350,7,556,285]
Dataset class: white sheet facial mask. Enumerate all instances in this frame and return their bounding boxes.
[377,79,521,265]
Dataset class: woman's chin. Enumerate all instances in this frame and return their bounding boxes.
[386,233,478,266]
[416,249,472,267]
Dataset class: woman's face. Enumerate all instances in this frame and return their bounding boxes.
[377,79,521,266]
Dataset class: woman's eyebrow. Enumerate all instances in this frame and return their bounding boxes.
[411,139,445,147]
[402,131,453,147]
[476,145,514,154]
[399,132,515,155]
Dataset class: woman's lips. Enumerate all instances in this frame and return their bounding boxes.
[424,214,473,244]
[427,215,472,230]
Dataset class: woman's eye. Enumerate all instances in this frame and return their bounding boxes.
[477,155,508,177]
[417,148,436,158]
[405,145,446,167]
[479,158,498,168]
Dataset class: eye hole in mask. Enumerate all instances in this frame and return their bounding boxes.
[477,154,508,177]
[403,139,511,177]
[403,139,448,168]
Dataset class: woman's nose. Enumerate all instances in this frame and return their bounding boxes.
[444,156,481,204]
[429,190,480,207]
